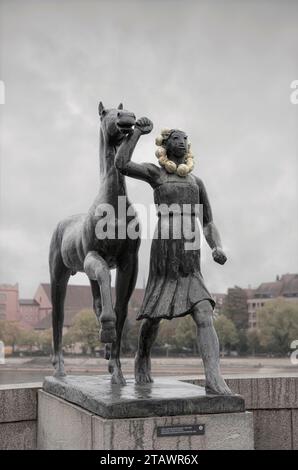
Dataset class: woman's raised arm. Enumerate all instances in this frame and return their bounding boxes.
[115,117,161,187]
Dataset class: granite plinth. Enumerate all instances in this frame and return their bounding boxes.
[43,375,245,419]
[38,390,253,450]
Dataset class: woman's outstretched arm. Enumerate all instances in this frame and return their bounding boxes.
[115,117,161,187]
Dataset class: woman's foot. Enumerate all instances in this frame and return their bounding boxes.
[135,354,153,384]
[205,370,232,395]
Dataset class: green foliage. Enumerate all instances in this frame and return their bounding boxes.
[222,286,249,354]
[17,329,39,351]
[64,309,100,355]
[158,319,178,348]
[36,329,52,354]
[257,300,298,354]
[214,315,239,353]
[19,329,37,345]
[0,321,49,353]
[174,316,197,352]
[121,318,135,354]
[0,320,22,352]
[222,286,249,330]
[246,329,261,355]
[125,319,140,352]
[126,316,198,355]
[3,297,295,358]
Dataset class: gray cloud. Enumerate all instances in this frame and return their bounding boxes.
[0,0,297,297]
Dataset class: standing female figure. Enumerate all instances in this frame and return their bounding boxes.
[116,117,231,395]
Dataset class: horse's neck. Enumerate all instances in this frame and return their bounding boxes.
[98,129,127,200]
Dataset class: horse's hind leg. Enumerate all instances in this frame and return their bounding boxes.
[50,238,71,377]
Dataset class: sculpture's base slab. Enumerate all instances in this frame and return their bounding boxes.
[43,375,245,418]
[39,376,253,449]
[38,390,253,450]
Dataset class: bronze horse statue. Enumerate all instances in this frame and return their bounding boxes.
[49,102,141,384]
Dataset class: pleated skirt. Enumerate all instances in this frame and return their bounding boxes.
[137,217,215,321]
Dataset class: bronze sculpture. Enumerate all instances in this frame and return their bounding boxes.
[116,118,232,395]
[50,102,232,395]
[49,102,140,385]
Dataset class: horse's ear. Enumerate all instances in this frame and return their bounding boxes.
[98,101,106,117]
[118,103,123,110]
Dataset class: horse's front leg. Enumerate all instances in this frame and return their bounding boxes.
[109,253,138,385]
[84,251,116,343]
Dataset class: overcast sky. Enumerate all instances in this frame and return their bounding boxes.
[0,0,297,298]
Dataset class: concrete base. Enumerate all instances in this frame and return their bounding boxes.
[38,390,254,450]
[0,383,39,450]
[43,375,245,418]
[0,420,36,450]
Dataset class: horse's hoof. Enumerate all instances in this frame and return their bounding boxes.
[100,321,116,343]
[101,327,116,343]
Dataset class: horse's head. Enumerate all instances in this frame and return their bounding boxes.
[98,101,136,145]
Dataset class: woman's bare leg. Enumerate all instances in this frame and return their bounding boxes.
[192,300,232,395]
[135,318,160,384]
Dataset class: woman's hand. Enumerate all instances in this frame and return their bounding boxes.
[212,247,227,265]
[135,117,153,135]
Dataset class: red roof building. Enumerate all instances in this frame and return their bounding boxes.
[33,283,145,331]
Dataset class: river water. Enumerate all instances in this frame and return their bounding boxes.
[0,370,99,385]
[1,356,297,385]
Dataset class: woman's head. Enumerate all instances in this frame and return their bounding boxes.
[165,130,188,160]
[155,128,194,176]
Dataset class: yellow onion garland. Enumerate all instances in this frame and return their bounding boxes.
[155,128,195,177]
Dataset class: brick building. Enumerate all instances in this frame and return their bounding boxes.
[19,299,40,327]
[0,282,235,331]
[0,284,20,322]
[34,284,94,331]
[247,274,298,329]
[0,283,52,328]
[212,293,226,316]
[33,283,146,331]
[0,282,145,331]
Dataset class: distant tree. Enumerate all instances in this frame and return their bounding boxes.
[63,328,77,350]
[222,286,249,354]
[0,320,22,353]
[174,316,197,353]
[121,317,134,354]
[257,300,298,355]
[158,319,178,348]
[222,287,249,330]
[124,316,196,356]
[246,329,261,356]
[214,315,239,355]
[126,320,140,353]
[36,329,53,354]
[126,316,197,356]
[66,309,100,355]
[17,329,39,352]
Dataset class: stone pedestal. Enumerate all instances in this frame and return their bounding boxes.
[38,376,254,450]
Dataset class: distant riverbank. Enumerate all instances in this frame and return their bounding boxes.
[1,356,297,385]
